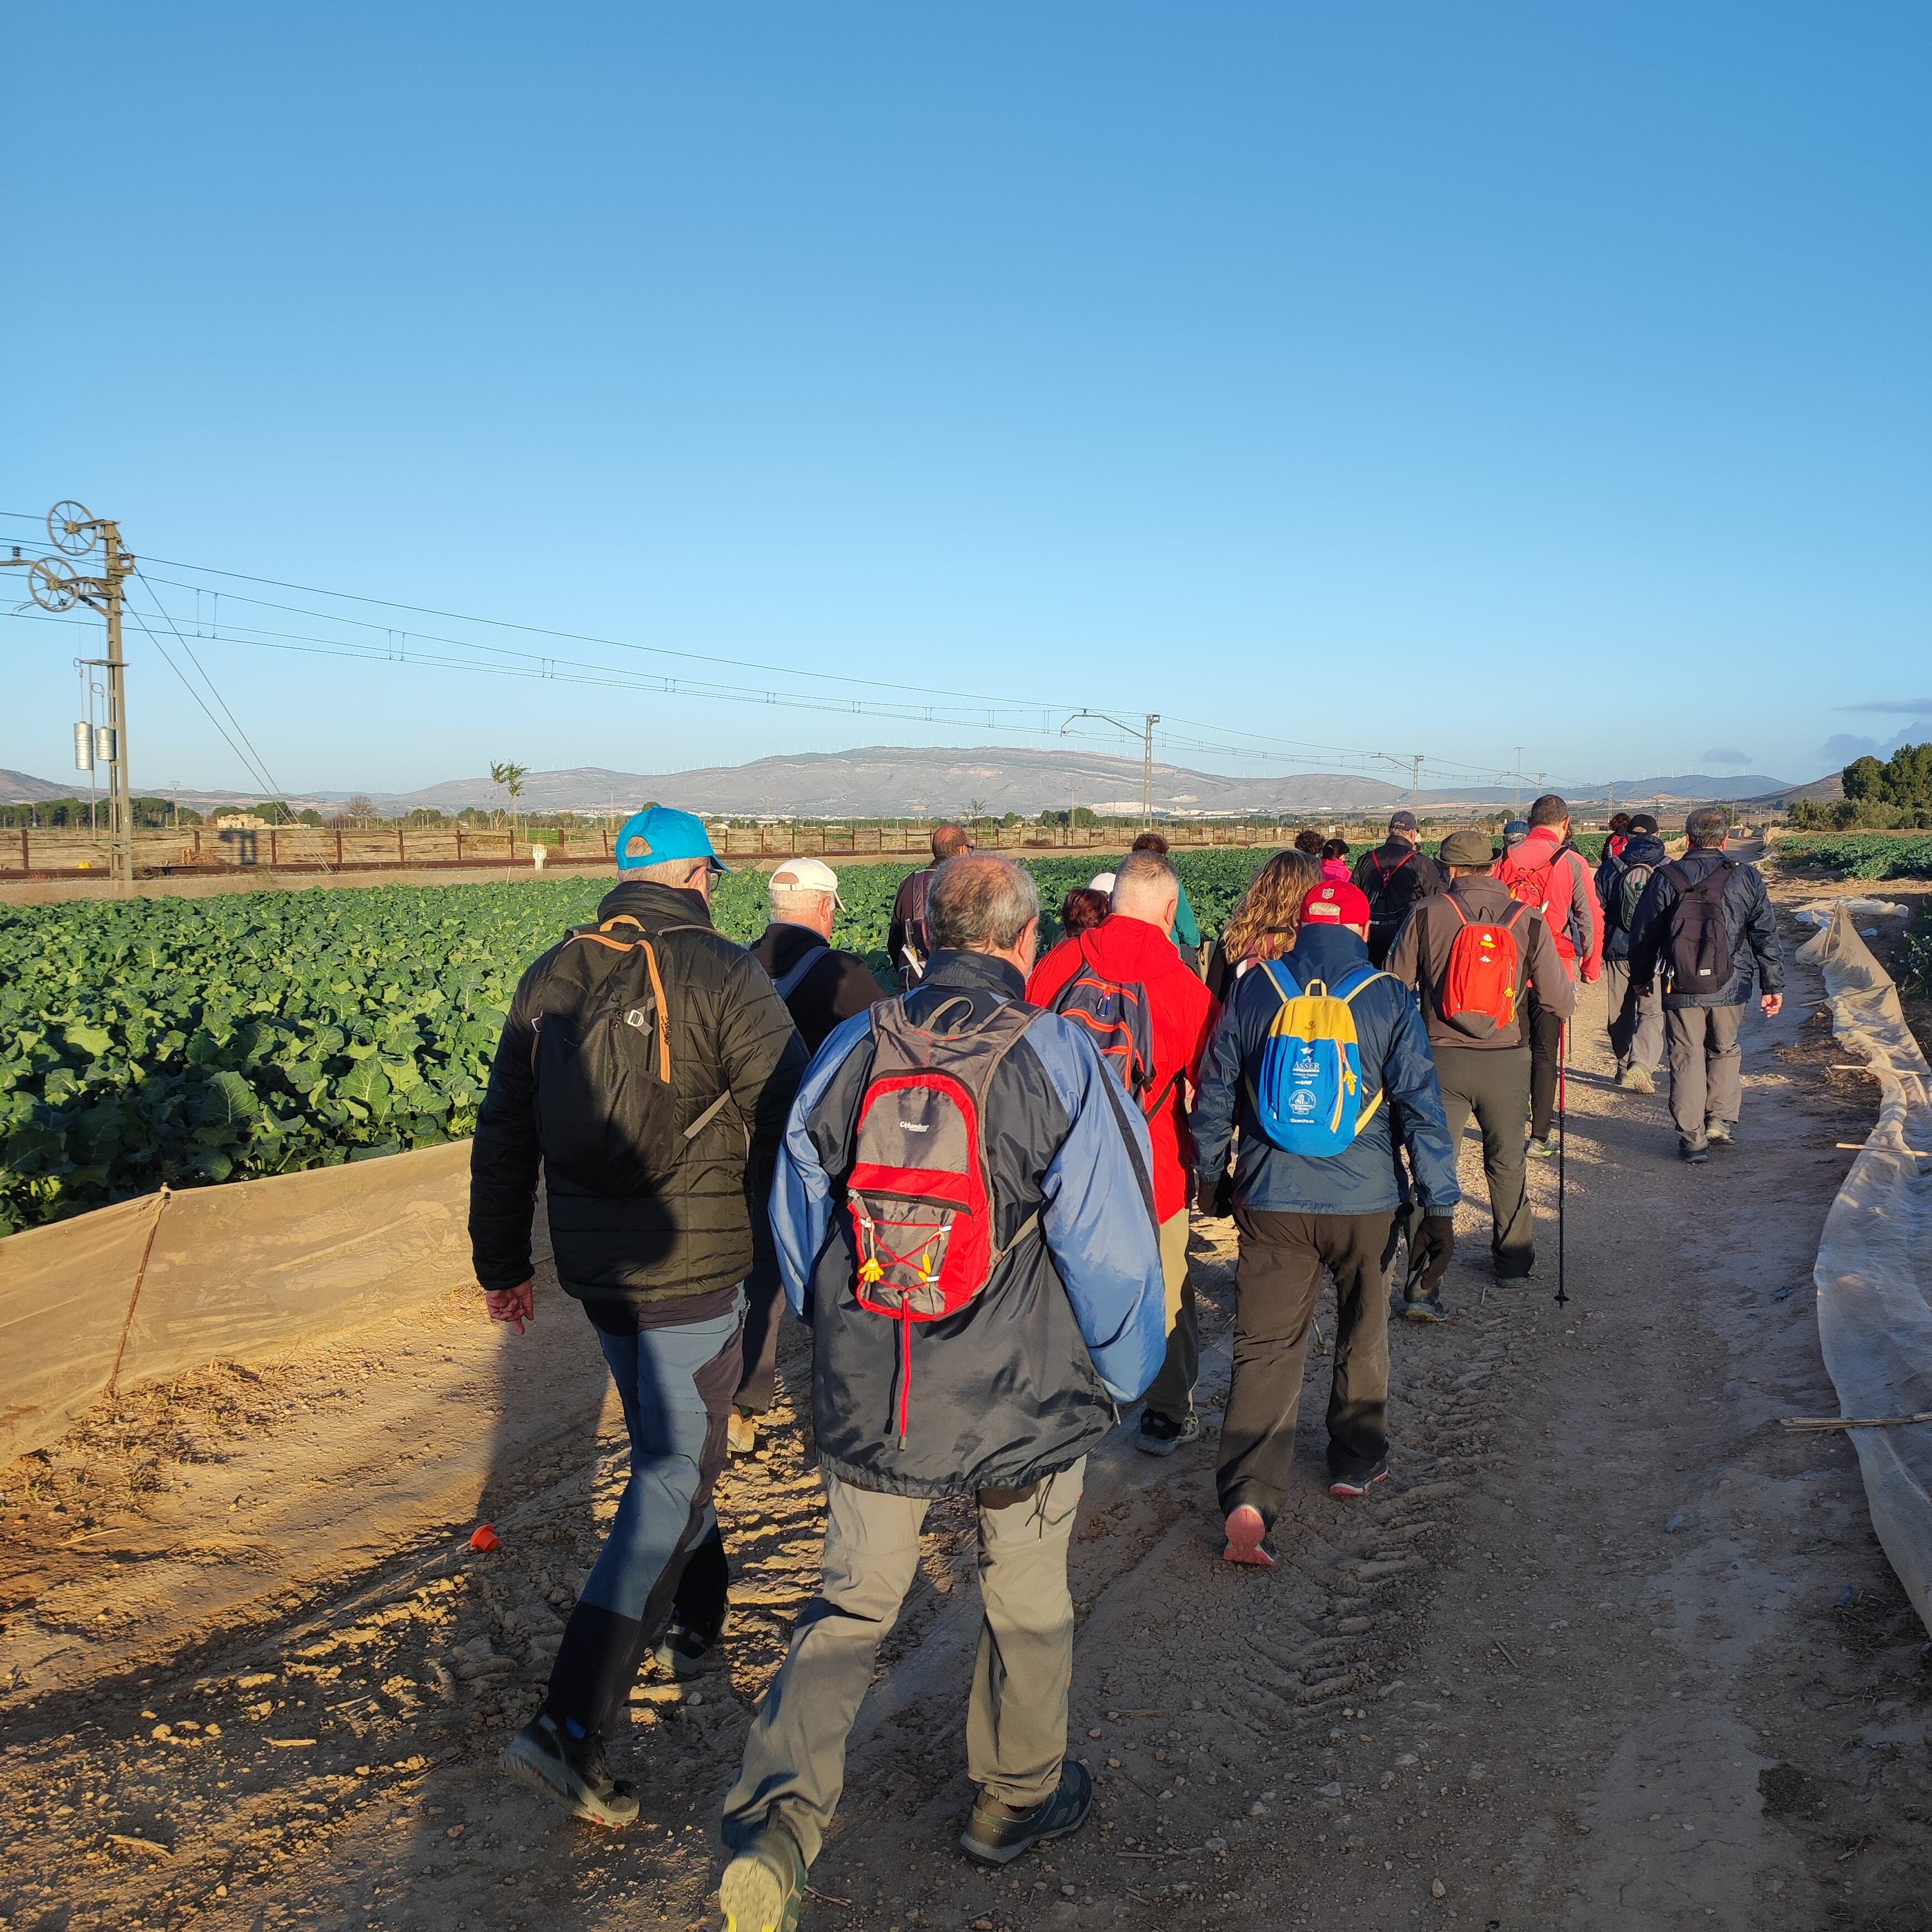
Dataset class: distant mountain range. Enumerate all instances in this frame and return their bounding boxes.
[0,748,1816,820]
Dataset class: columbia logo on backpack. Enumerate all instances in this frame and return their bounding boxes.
[1248,958,1388,1155]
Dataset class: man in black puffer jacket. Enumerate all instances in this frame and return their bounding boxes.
[472,806,807,1826]
[1595,812,1668,1091]
[1627,808,1783,1162]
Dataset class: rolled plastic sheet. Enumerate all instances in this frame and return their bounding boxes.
[1801,908,1932,1632]
[0,1140,530,1464]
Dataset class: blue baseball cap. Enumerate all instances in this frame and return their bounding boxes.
[614,805,731,874]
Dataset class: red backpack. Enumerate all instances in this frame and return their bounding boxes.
[846,995,1040,1445]
[1046,937,1176,1116]
[1438,896,1529,1038]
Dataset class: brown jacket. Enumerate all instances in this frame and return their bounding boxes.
[1387,874,1575,1052]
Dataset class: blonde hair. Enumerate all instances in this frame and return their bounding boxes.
[1221,849,1322,964]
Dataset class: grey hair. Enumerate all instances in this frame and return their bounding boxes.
[928,855,1040,952]
[628,855,711,888]
[1685,807,1729,847]
[1113,849,1179,903]
[770,881,830,914]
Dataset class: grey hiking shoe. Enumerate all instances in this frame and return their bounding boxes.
[718,1821,806,1932]
[960,1760,1094,1865]
[654,1609,726,1679]
[1706,1118,1735,1145]
[1620,1064,1657,1094]
[1679,1141,1709,1165]
[502,1712,637,1826]
[1134,1409,1201,1456]
[1402,1294,1450,1324]
[1525,1136,1558,1161]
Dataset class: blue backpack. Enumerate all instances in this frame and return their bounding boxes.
[1249,958,1387,1156]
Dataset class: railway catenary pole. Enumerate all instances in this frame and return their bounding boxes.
[3,502,136,884]
[1061,710,1160,829]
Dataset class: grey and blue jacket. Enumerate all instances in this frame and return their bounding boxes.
[1192,925,1461,1219]
[1626,847,1784,1009]
[770,948,1167,1499]
[1594,832,1668,962]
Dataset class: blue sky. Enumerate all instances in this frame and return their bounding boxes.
[3,3,1926,798]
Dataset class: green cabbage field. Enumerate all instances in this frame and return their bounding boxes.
[0,848,1271,1233]
[1773,833,1932,879]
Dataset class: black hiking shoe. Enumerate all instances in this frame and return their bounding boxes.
[502,1712,638,1826]
[1134,1409,1201,1456]
[960,1759,1094,1866]
[1679,1141,1709,1165]
[1328,1459,1391,1499]
[718,1821,806,1932]
[1401,1294,1449,1324]
[654,1610,726,1679]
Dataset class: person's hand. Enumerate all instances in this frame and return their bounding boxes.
[486,1280,535,1334]
[1632,979,1654,1000]
[1761,992,1784,1018]
[1195,1173,1233,1219]
[1413,1216,1456,1293]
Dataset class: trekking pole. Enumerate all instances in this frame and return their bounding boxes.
[1554,1021,1568,1308]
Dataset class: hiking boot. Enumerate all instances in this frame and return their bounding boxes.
[718,1821,806,1932]
[1222,1503,1274,1566]
[653,1609,726,1679]
[1620,1064,1656,1095]
[1329,1459,1391,1499]
[1134,1409,1201,1456]
[1706,1118,1735,1146]
[1495,1275,1532,1291]
[501,1712,638,1826]
[1679,1141,1709,1165]
[727,1408,758,1456]
[1402,1294,1450,1324]
[960,1760,1094,1866]
[1525,1136,1558,1161]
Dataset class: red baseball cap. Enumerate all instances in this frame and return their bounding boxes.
[1300,882,1371,926]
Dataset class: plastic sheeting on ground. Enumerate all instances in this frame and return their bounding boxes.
[1801,908,1932,1633]
[0,1139,500,1463]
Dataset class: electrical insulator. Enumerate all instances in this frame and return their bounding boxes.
[74,721,93,771]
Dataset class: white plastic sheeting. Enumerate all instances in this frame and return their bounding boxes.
[1801,908,1932,1632]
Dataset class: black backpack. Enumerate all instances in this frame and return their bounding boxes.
[1363,847,1418,935]
[1661,861,1737,996]
[528,914,732,1195]
[1615,860,1655,935]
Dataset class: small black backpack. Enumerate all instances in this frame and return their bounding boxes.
[1363,847,1417,937]
[1662,862,1737,996]
[528,915,731,1195]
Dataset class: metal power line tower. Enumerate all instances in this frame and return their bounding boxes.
[1062,710,1160,828]
[4,503,137,883]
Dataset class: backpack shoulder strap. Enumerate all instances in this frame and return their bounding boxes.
[772,942,831,1000]
[1257,957,1300,1004]
[1336,965,1389,1006]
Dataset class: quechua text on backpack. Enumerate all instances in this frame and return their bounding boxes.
[1661,860,1738,995]
[1438,895,1529,1038]
[528,915,733,1195]
[845,995,1041,1445]
[1046,937,1174,1115]
[1249,959,1388,1155]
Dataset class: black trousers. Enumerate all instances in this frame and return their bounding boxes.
[1402,1044,1534,1287]
[1217,1208,1394,1529]
[1526,993,1566,1140]
[734,1259,785,1414]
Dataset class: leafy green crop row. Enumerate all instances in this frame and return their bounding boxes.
[0,849,1272,1233]
[1774,833,1932,880]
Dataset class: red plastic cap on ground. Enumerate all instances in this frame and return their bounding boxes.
[469,1523,500,1552]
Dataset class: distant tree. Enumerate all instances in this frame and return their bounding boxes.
[253,800,297,825]
[346,794,378,825]
[297,808,324,827]
[1844,743,1932,811]
[490,762,529,837]
[1072,806,1100,828]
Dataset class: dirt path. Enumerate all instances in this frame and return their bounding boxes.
[4,887,1930,1932]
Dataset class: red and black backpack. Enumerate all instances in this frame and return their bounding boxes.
[1044,935,1170,1114]
[845,995,1040,1445]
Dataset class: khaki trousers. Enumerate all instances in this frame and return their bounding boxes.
[721,1461,1085,1866]
[1140,1209,1200,1422]
[1667,1003,1744,1146]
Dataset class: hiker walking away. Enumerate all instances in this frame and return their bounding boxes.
[471,806,808,1826]
[1352,809,1447,968]
[1595,812,1667,1092]
[1495,794,1602,1159]
[1029,849,1221,1455]
[1057,885,1111,938]
[1605,811,1633,861]
[1501,819,1530,854]
[888,822,973,986]
[1294,827,1326,857]
[716,856,1165,1927]
[1319,838,1353,882]
[1387,830,1573,1314]
[1192,881,1459,1563]
[1625,807,1783,1164]
[731,859,893,1458]
[1202,846,1323,1003]
[1131,829,1204,962]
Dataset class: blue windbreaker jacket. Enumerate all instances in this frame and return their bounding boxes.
[1191,925,1461,1219]
[769,948,1167,1498]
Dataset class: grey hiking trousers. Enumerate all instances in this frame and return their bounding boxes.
[1604,960,1664,1075]
[1667,1003,1744,1147]
[721,1460,1085,1866]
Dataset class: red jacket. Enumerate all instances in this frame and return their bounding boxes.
[1027,915,1220,1221]
[1495,826,1603,980]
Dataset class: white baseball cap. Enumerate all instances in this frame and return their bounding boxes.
[770,856,843,907]
[1088,871,1117,895]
